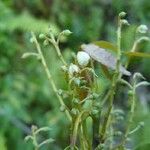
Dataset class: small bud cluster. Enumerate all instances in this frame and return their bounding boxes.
[119,11,129,26]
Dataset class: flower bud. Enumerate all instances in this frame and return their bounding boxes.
[121,19,129,25]
[61,65,68,72]
[43,39,49,46]
[30,37,34,43]
[91,109,99,115]
[119,11,126,18]
[62,30,72,36]
[73,98,79,104]
[71,108,79,115]
[137,25,148,34]
[39,33,45,39]
[77,51,90,67]
[60,105,66,112]
[68,63,79,76]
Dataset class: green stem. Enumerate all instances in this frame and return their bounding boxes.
[70,111,86,148]
[98,18,122,146]
[82,120,92,150]
[48,33,67,66]
[53,43,67,66]
[31,32,71,121]
[119,85,136,149]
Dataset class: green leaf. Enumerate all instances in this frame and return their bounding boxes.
[100,64,112,80]
[123,52,150,58]
[93,41,150,59]
[93,41,117,52]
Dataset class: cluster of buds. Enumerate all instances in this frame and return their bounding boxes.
[61,51,91,78]
[119,11,130,26]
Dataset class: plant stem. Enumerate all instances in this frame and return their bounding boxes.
[31,32,71,121]
[119,85,136,149]
[99,18,122,145]
[49,33,67,66]
[53,43,67,66]
[70,111,86,148]
[82,120,91,150]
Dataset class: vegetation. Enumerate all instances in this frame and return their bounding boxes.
[0,1,150,150]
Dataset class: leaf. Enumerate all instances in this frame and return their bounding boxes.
[93,41,117,52]
[100,64,112,80]
[2,11,59,34]
[123,52,150,58]
[81,44,131,76]
[93,41,150,59]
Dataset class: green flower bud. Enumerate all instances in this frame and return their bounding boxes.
[92,109,99,115]
[74,78,80,86]
[119,11,127,18]
[62,30,72,36]
[39,33,45,39]
[121,19,129,25]
[128,90,133,96]
[73,98,79,104]
[43,39,49,46]
[68,63,79,77]
[60,105,66,112]
[114,131,122,136]
[71,108,79,115]
[139,121,144,127]
[61,65,68,72]
[30,37,34,43]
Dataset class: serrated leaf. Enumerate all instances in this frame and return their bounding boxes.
[81,44,131,76]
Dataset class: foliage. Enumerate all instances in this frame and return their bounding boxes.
[0,0,150,150]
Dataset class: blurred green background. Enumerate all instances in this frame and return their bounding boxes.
[0,0,150,149]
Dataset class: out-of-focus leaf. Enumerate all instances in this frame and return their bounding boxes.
[93,41,117,52]
[81,44,131,76]
[1,11,59,34]
[134,142,150,150]
[0,134,7,150]
[100,64,112,80]
[123,52,150,58]
[93,41,150,59]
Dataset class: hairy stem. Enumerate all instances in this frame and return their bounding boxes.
[70,111,86,148]
[31,32,71,121]
[99,18,122,145]
[119,85,136,149]
[49,33,67,66]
